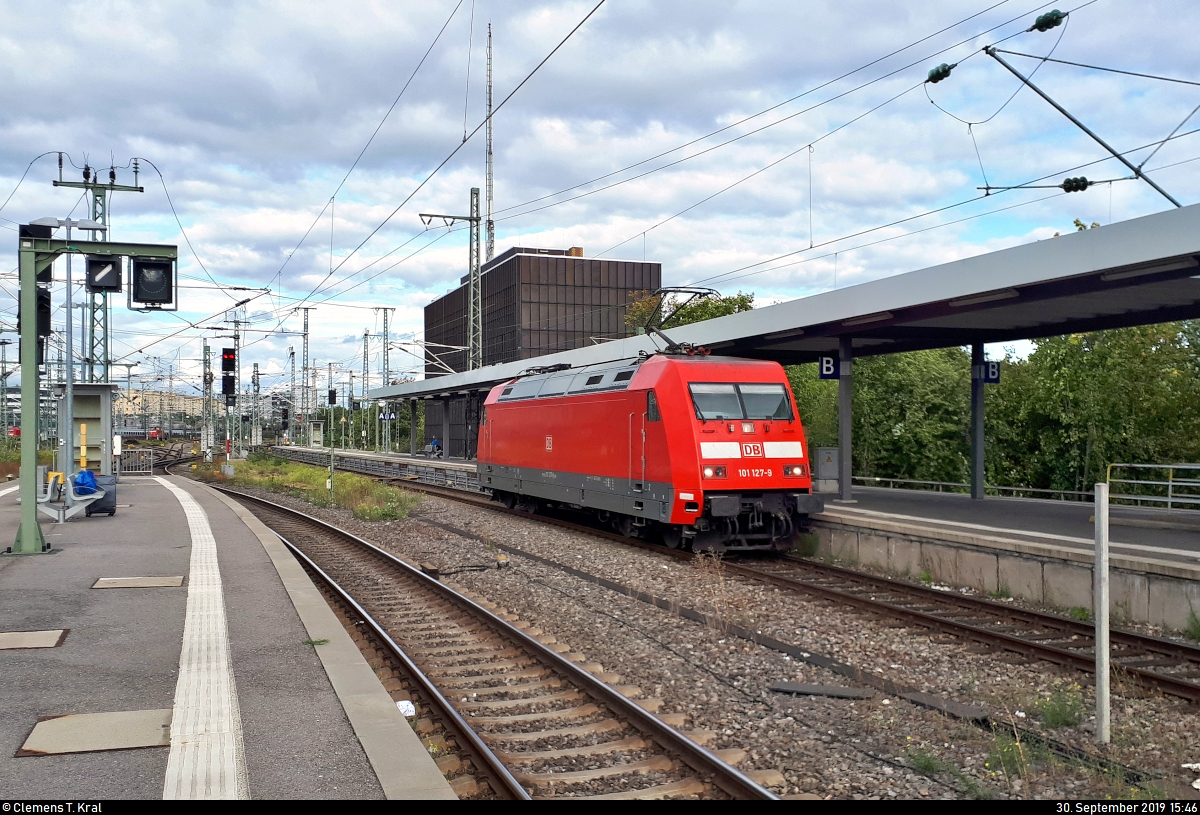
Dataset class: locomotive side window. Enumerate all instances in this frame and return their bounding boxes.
[615,370,634,382]
[739,383,794,420]
[585,374,604,386]
[689,383,742,420]
[647,390,661,422]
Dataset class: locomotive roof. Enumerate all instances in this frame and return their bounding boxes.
[493,355,783,403]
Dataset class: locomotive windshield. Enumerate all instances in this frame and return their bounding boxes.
[739,383,794,420]
[689,383,794,420]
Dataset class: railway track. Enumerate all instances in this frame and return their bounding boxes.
[371,468,1200,705]
[202,450,1200,704]
[734,557,1200,704]
[213,487,776,801]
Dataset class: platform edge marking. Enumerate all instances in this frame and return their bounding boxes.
[193,478,457,800]
[155,477,248,800]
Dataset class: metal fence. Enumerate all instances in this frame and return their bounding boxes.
[273,446,481,492]
[1106,463,1200,510]
[851,476,1093,501]
[120,449,155,475]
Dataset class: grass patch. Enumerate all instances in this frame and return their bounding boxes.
[919,569,933,585]
[1184,609,1200,642]
[196,451,420,521]
[987,731,1029,778]
[1034,685,1085,728]
[908,748,944,774]
[988,584,1012,599]
[1068,606,1092,622]
[303,638,330,646]
[791,532,819,557]
[947,765,993,800]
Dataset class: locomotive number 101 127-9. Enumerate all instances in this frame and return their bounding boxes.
[738,468,773,478]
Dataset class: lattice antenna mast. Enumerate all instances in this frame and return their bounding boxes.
[301,307,311,444]
[53,156,144,383]
[485,23,495,262]
[419,190,482,370]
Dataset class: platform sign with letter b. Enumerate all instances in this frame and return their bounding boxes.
[818,356,839,380]
[974,361,1001,384]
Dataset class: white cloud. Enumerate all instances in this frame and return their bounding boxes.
[1,0,1197,390]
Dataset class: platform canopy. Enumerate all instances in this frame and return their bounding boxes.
[370,203,1200,401]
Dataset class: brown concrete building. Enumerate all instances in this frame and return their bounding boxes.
[422,246,661,456]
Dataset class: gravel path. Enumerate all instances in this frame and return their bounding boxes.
[218,481,1200,800]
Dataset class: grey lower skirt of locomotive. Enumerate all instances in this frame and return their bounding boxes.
[686,491,824,553]
[496,485,824,553]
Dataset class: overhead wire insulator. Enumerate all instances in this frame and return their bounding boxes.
[1030,9,1065,32]
[926,62,956,84]
[1061,176,1090,193]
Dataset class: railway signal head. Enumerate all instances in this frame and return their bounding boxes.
[131,257,174,304]
[222,375,235,395]
[85,256,123,293]
[221,348,236,372]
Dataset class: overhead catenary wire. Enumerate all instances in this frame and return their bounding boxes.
[923,10,1072,126]
[489,1,1024,220]
[270,0,467,290]
[251,0,1054,319]
[688,125,1200,290]
[595,81,925,258]
[293,0,608,312]
[492,2,1062,227]
[135,157,241,302]
[994,50,1200,87]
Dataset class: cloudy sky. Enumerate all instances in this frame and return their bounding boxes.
[2,0,1198,398]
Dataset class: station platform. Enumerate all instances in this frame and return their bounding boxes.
[275,446,479,491]
[826,486,1200,561]
[0,475,454,800]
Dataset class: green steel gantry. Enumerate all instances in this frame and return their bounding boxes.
[11,233,176,554]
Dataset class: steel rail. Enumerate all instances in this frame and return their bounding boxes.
[213,450,1200,702]
[214,486,777,801]
[275,524,530,800]
[777,557,1200,664]
[726,559,1200,703]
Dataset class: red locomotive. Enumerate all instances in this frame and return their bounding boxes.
[478,352,823,552]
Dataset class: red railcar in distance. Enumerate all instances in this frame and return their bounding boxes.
[478,353,823,552]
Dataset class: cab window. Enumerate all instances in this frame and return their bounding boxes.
[689,383,741,420]
[647,390,661,422]
[739,383,794,420]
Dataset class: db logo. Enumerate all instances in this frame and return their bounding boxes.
[742,442,763,457]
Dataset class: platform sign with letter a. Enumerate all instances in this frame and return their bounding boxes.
[818,356,839,380]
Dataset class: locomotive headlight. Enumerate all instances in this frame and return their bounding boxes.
[702,466,727,479]
[784,463,808,477]
[703,466,715,478]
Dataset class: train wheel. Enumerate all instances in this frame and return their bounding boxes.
[661,525,684,549]
[615,516,638,538]
[497,491,516,509]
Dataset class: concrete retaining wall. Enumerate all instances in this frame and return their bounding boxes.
[811,512,1200,632]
